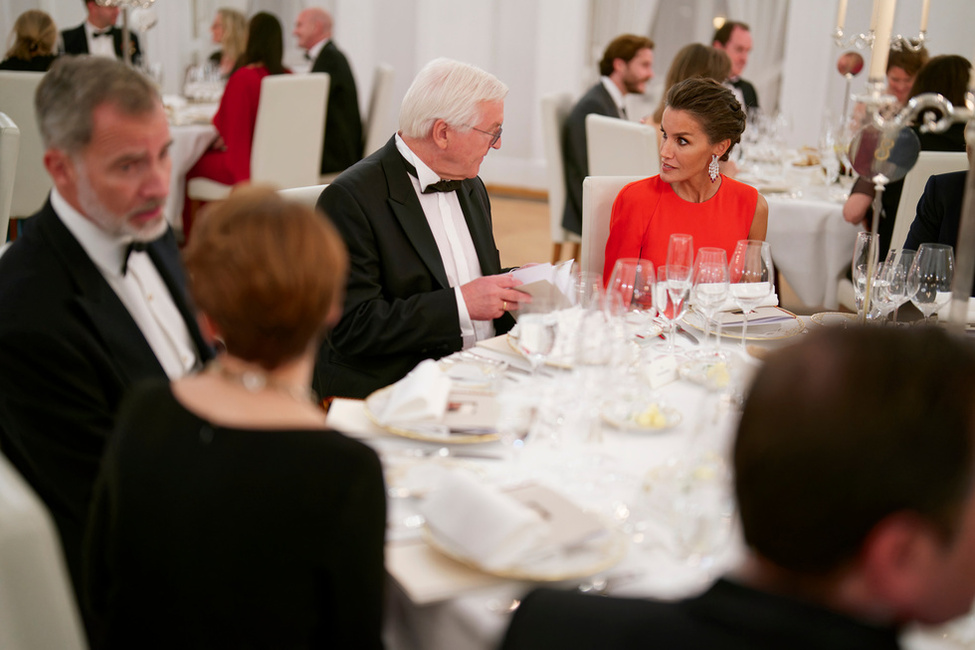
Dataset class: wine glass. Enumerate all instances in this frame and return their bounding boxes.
[655,265,691,354]
[607,258,656,339]
[728,240,774,348]
[907,243,954,323]
[851,231,879,318]
[666,233,694,272]
[870,262,898,323]
[690,248,730,356]
[885,248,915,324]
[516,297,557,375]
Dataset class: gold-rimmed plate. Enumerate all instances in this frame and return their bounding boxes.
[363,386,500,444]
[422,521,627,582]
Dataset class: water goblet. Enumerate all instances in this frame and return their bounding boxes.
[607,258,656,339]
[690,248,730,356]
[885,248,915,323]
[728,240,774,348]
[907,243,954,323]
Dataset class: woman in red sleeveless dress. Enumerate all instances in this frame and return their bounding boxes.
[603,77,768,283]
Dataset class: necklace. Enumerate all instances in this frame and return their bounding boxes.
[206,359,318,405]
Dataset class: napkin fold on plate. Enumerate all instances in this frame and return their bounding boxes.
[419,470,549,571]
[378,359,452,425]
[936,295,974,323]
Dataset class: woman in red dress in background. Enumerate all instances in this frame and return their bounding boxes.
[603,77,768,284]
[183,12,289,236]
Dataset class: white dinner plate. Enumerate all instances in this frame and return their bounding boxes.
[363,386,500,444]
[810,311,857,327]
[422,520,627,582]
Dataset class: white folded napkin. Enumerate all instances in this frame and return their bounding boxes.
[378,359,452,425]
[716,288,779,313]
[419,471,549,571]
[937,295,975,322]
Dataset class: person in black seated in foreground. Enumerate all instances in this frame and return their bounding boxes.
[83,187,386,649]
[502,326,975,650]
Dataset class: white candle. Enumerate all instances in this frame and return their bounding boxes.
[920,0,931,32]
[868,0,897,81]
[869,0,880,31]
[836,0,848,30]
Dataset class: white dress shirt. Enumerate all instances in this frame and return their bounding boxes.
[84,21,116,59]
[600,76,628,120]
[395,135,494,348]
[51,189,199,379]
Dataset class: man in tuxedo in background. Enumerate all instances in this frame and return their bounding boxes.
[503,326,975,649]
[0,57,210,599]
[713,20,758,110]
[61,0,142,65]
[315,57,528,399]
[294,7,363,175]
[561,34,654,235]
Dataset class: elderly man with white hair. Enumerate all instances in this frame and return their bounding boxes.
[293,6,363,174]
[314,57,530,399]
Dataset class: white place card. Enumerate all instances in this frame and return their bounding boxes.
[644,354,678,389]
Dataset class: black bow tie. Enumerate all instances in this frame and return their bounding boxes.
[402,159,463,194]
[121,241,148,275]
[93,29,113,39]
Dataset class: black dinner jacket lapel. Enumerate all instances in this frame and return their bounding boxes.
[38,203,209,383]
[381,148,451,289]
[457,180,501,276]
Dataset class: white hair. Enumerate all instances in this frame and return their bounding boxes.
[398,57,508,138]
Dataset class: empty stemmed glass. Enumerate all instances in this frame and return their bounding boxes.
[851,231,879,319]
[907,243,954,323]
[666,233,694,271]
[655,265,691,354]
[885,248,915,323]
[607,258,656,339]
[728,240,774,348]
[690,248,730,357]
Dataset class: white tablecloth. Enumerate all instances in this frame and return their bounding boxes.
[166,117,218,233]
[326,329,971,650]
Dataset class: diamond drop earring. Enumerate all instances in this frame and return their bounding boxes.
[708,154,720,182]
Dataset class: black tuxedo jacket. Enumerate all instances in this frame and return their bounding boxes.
[315,137,514,398]
[0,201,210,593]
[561,82,623,235]
[731,77,760,109]
[312,40,363,174]
[904,170,974,295]
[61,23,142,66]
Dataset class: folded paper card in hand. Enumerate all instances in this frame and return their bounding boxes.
[509,260,575,310]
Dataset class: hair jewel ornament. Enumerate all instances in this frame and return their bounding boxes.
[708,154,720,182]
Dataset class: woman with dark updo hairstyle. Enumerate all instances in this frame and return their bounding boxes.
[84,187,385,648]
[0,10,59,71]
[603,77,768,282]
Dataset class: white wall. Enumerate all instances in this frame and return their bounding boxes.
[3,0,973,191]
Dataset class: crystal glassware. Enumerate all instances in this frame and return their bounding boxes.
[690,248,730,356]
[907,243,954,323]
[607,258,656,339]
[729,240,774,348]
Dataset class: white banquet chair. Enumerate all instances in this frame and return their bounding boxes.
[890,150,969,251]
[187,73,330,203]
[362,63,395,159]
[585,113,659,178]
[0,72,50,238]
[0,113,20,241]
[0,452,87,650]
[580,175,644,277]
[541,92,580,263]
[277,183,329,209]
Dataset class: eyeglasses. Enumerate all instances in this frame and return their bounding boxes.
[469,125,503,147]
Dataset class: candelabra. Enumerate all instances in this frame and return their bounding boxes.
[95,0,157,67]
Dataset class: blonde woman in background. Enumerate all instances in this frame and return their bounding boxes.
[208,7,247,77]
[0,9,58,71]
